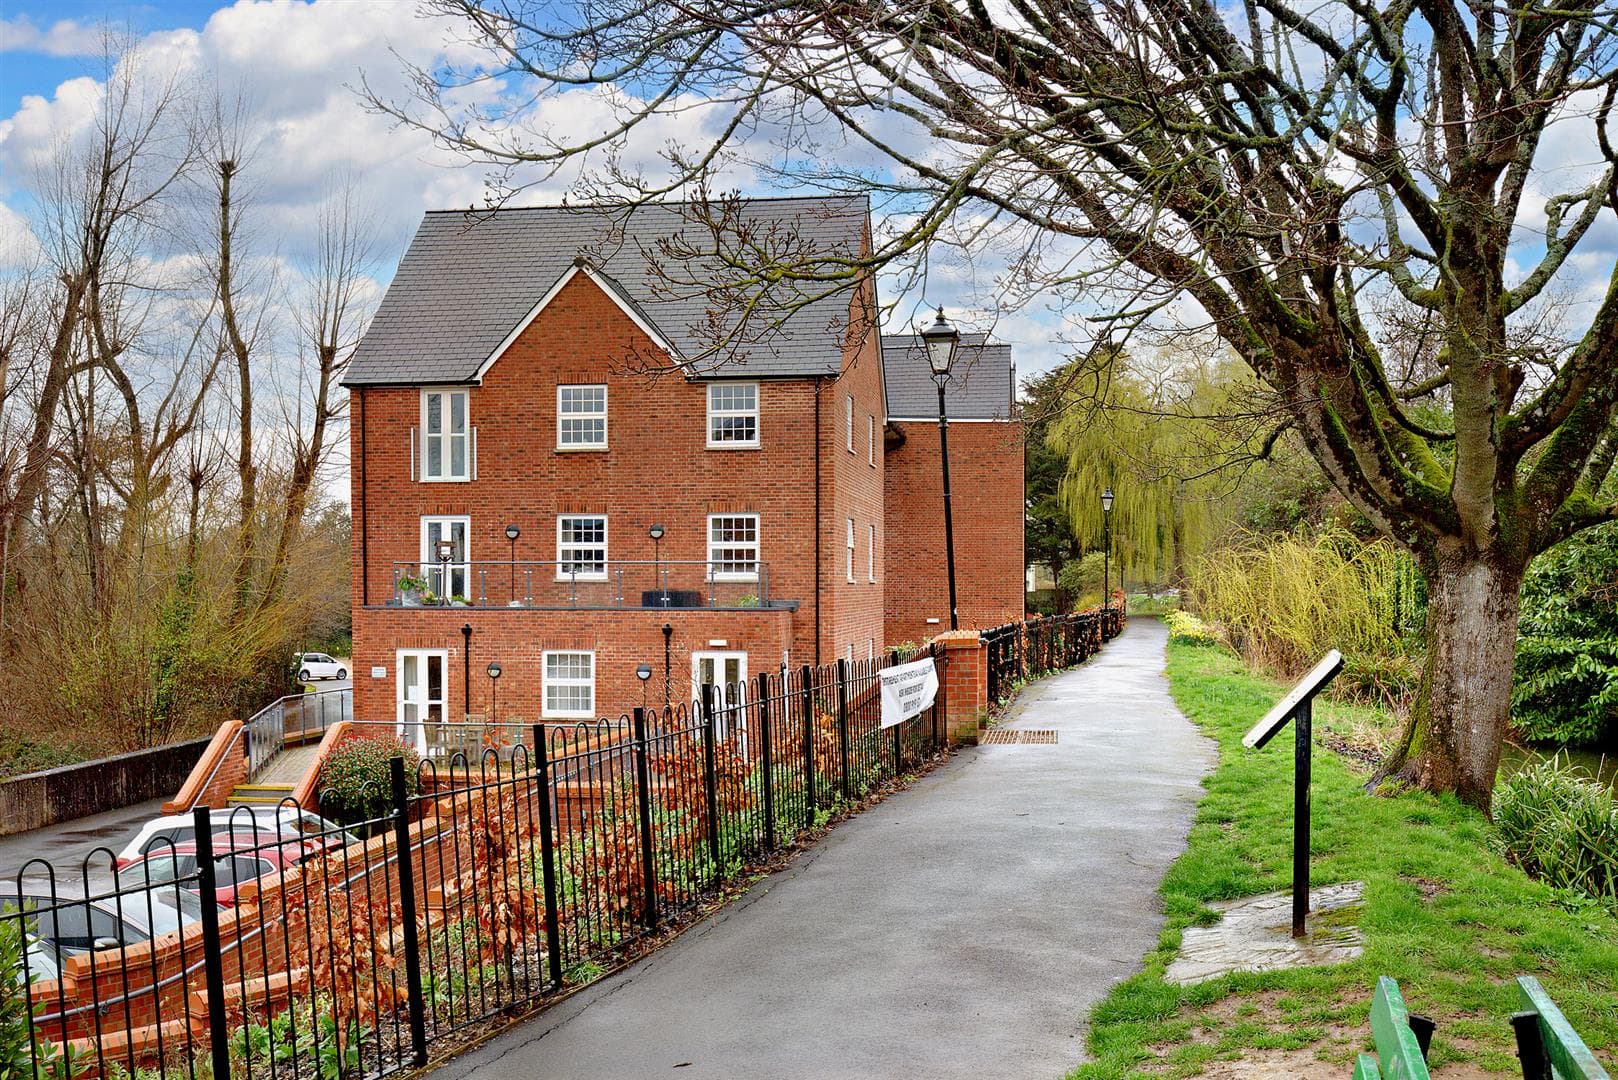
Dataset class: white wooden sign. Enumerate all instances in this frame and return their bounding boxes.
[371,666,387,679]
[879,657,939,730]
[1242,649,1344,749]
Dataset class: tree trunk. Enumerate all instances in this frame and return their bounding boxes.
[1378,548,1525,811]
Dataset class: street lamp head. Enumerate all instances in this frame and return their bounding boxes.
[1101,487,1115,514]
[648,523,666,541]
[636,663,653,682]
[505,523,520,541]
[920,306,959,377]
[485,661,501,681]
[436,538,455,561]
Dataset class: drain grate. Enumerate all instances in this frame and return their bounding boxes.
[982,729,1058,745]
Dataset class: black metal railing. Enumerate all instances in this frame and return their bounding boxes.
[2,647,947,1079]
[387,560,779,611]
[984,608,1121,703]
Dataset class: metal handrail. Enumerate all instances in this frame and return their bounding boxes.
[243,687,353,784]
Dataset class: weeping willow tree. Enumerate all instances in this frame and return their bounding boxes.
[1047,347,1268,589]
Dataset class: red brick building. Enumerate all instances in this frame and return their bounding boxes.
[344,197,1022,741]
[882,335,1024,646]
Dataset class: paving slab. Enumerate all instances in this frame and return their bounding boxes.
[429,617,1215,1080]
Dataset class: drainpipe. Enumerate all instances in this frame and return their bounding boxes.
[461,623,472,721]
[358,388,368,607]
[814,385,822,668]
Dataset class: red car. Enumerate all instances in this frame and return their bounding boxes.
[120,835,309,907]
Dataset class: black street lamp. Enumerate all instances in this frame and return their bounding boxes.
[436,537,455,605]
[486,660,501,722]
[636,663,652,711]
[1101,487,1115,619]
[649,523,667,606]
[505,524,520,606]
[921,307,961,631]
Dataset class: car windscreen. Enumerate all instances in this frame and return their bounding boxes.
[1,895,142,951]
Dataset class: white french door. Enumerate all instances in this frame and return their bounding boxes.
[397,650,447,752]
[692,651,748,740]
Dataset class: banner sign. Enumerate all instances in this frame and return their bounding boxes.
[879,657,939,730]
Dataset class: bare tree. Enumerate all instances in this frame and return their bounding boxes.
[375,0,1618,807]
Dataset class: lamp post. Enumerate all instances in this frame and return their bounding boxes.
[921,307,961,631]
[636,663,652,712]
[649,524,667,606]
[486,661,501,722]
[436,537,455,606]
[505,524,520,606]
[1101,487,1115,622]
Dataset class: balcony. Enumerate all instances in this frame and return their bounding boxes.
[386,560,790,611]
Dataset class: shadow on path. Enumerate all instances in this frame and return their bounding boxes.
[429,618,1215,1080]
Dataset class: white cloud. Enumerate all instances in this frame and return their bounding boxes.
[0,200,41,266]
[0,15,105,57]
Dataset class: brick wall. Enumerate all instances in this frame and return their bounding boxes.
[883,419,1025,645]
[819,271,887,667]
[352,605,796,722]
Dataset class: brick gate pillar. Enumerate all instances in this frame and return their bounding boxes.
[933,631,988,745]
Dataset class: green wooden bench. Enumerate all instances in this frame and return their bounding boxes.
[1352,976,1434,1080]
[1511,976,1612,1080]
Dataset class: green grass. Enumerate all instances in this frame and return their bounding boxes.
[1068,642,1618,1079]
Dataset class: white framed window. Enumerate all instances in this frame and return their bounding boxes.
[708,514,760,580]
[421,389,471,481]
[420,516,470,599]
[543,651,595,718]
[557,385,607,449]
[868,524,876,582]
[846,395,854,452]
[846,518,855,582]
[707,383,759,447]
[556,515,608,580]
[868,415,876,466]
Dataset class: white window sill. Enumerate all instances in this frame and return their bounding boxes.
[706,442,761,451]
[555,445,608,453]
[555,574,610,583]
[419,475,472,483]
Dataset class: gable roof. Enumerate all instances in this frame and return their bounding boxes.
[882,334,1015,420]
[344,196,870,387]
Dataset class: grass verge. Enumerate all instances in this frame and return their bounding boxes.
[1069,641,1618,1079]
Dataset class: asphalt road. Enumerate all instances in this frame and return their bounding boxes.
[428,618,1215,1080]
[0,797,171,896]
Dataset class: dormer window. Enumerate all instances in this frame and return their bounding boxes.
[421,389,471,481]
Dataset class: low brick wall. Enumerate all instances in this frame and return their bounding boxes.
[0,738,213,837]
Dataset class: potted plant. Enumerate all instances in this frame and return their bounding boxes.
[397,574,427,606]
[450,594,471,607]
[420,588,440,606]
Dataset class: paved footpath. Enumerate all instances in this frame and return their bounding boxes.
[431,618,1215,1080]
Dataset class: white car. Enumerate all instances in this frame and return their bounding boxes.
[295,652,347,681]
[116,807,359,868]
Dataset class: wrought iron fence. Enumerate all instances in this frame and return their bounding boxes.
[2,647,947,1080]
[984,609,1120,703]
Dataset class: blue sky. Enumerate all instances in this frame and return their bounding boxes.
[1,1,221,113]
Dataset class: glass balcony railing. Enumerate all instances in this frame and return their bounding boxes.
[388,560,779,610]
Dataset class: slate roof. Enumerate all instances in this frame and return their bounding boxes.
[882,334,1015,420]
[344,196,870,386]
